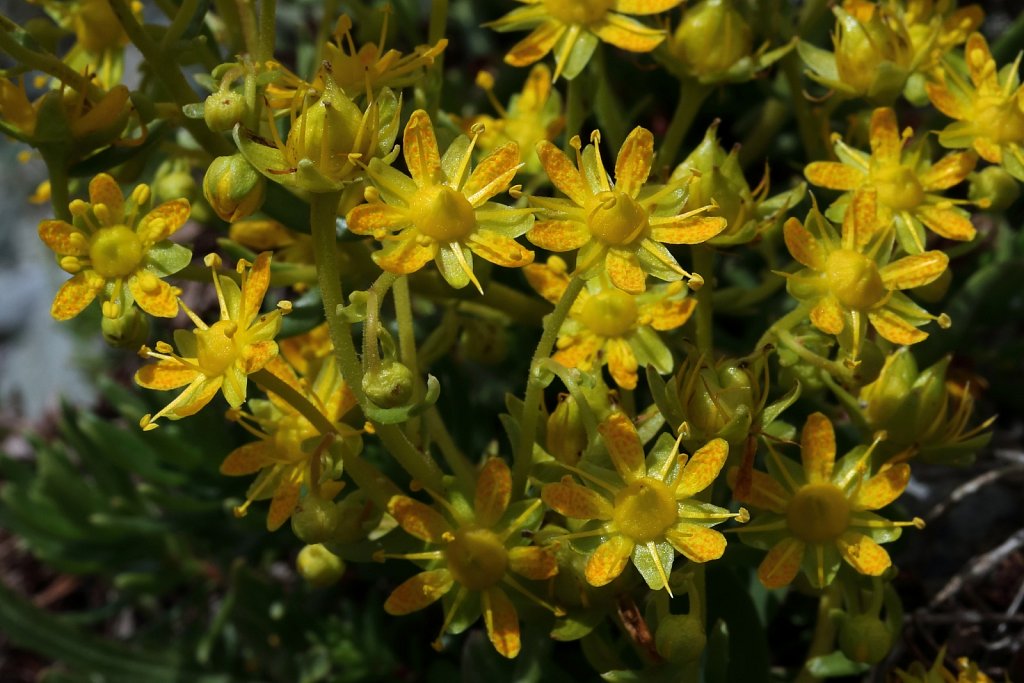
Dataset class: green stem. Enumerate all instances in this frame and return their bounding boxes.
[159,0,199,52]
[794,585,841,683]
[393,275,426,441]
[781,52,825,162]
[309,192,445,492]
[234,0,259,55]
[42,155,72,222]
[258,0,277,62]
[424,407,475,491]
[660,80,710,170]
[425,0,449,116]
[755,301,811,351]
[252,368,337,435]
[0,24,101,100]
[738,98,791,169]
[107,0,234,157]
[513,276,586,494]
[776,328,854,385]
[691,246,715,357]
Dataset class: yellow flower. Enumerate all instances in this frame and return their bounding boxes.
[381,459,560,658]
[346,109,535,292]
[134,252,285,430]
[0,78,41,137]
[927,32,1024,181]
[38,173,192,321]
[542,411,739,592]
[731,412,924,589]
[528,127,727,293]
[524,256,695,389]
[33,0,141,88]
[894,647,992,683]
[265,12,447,108]
[487,0,682,81]
[465,64,565,175]
[888,0,982,77]
[222,353,360,531]
[805,107,977,252]
[782,190,950,360]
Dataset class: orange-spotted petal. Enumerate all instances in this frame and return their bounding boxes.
[665,523,726,563]
[591,13,666,52]
[523,262,570,303]
[346,202,411,236]
[843,189,880,250]
[372,236,436,274]
[783,217,825,270]
[88,173,124,223]
[869,108,902,164]
[242,252,272,323]
[805,161,864,190]
[801,412,836,483]
[552,332,603,370]
[853,464,910,511]
[387,495,451,543]
[404,109,443,187]
[536,140,590,206]
[527,219,590,251]
[505,21,564,68]
[606,337,639,390]
[727,467,790,513]
[598,411,645,483]
[810,295,845,335]
[675,439,729,498]
[605,248,646,294]
[464,142,521,206]
[474,458,512,527]
[38,220,86,256]
[468,231,535,268]
[541,479,613,520]
[919,152,977,190]
[242,339,278,374]
[868,308,928,345]
[614,0,684,14]
[384,568,454,615]
[757,537,804,589]
[130,273,179,318]
[649,216,727,245]
[508,546,559,580]
[644,297,696,331]
[917,205,976,241]
[482,587,521,658]
[267,477,301,531]
[926,82,966,120]
[51,271,105,320]
[137,199,190,244]
[880,251,949,290]
[135,360,200,390]
[584,535,634,586]
[837,531,892,576]
[220,441,276,475]
[614,127,653,197]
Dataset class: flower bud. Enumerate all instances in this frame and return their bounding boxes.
[675,355,758,446]
[100,305,149,349]
[296,544,346,587]
[203,154,266,222]
[333,493,382,543]
[68,85,132,152]
[362,360,414,408]
[838,615,892,664]
[969,166,1020,212]
[655,614,707,664]
[291,496,342,544]
[670,0,753,81]
[546,394,587,466]
[832,4,913,101]
[204,88,247,132]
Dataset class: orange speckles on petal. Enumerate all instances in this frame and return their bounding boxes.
[536,140,590,206]
[868,308,929,345]
[585,535,634,586]
[666,523,726,563]
[474,458,512,527]
[837,531,891,576]
[38,220,87,256]
[675,439,729,498]
[810,295,845,336]
[220,441,276,475]
[135,360,200,390]
[880,251,949,290]
[505,21,565,68]
[917,205,976,241]
[728,467,790,513]
[372,236,436,275]
[346,203,412,236]
[384,569,454,615]
[508,545,559,580]
[88,173,124,223]
[523,261,571,302]
[801,412,836,484]
[137,199,190,244]
[387,495,451,543]
[605,248,646,294]
[464,142,521,206]
[482,587,521,658]
[869,108,902,164]
[468,231,535,268]
[919,152,977,191]
[783,217,825,270]
[591,13,666,52]
[404,110,443,187]
[649,215,727,245]
[598,411,645,483]
[267,478,301,531]
[757,537,804,589]
[527,219,590,251]
[130,273,179,318]
[805,161,864,191]
[854,464,911,511]
[542,478,614,520]
[51,271,105,320]
[606,337,639,389]
[614,127,653,197]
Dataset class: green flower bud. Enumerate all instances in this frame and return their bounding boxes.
[838,615,892,664]
[655,614,707,664]
[362,361,414,408]
[203,154,266,222]
[670,0,753,81]
[969,166,1020,212]
[100,305,149,349]
[296,544,346,588]
[333,493,382,543]
[290,496,342,544]
[675,355,759,446]
[832,5,913,102]
[546,394,587,466]
[203,89,246,133]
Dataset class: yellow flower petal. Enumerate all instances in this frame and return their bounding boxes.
[536,140,590,206]
[965,33,996,90]
[523,262,570,303]
[868,308,928,345]
[868,108,901,164]
[135,360,200,390]
[584,535,634,586]
[552,332,603,370]
[666,523,726,563]
[267,477,301,531]
[757,537,804,589]
[170,376,223,418]
[404,109,443,187]
[372,236,436,275]
[926,82,966,120]
[242,339,279,374]
[88,173,124,223]
[474,458,512,527]
[38,220,86,256]
[645,297,696,331]
[508,545,558,580]
[137,199,190,244]
[606,337,639,389]
[917,205,976,241]
[919,152,977,191]
[388,495,451,543]
[728,467,790,513]
[606,248,646,294]
[598,411,645,483]
[801,412,836,484]
[783,217,825,270]
[592,13,666,52]
[464,142,521,206]
[384,569,454,615]
[804,161,864,190]
[843,189,880,250]
[542,479,614,520]
[483,587,521,659]
[614,126,653,197]
[880,251,949,290]
[837,531,891,576]
[810,295,845,335]
[614,0,684,15]
[242,252,273,324]
[130,273,179,318]
[675,438,729,499]
[527,219,590,251]
[649,216,727,244]
[853,463,910,511]
[51,271,105,320]
[505,21,564,68]
[468,231,535,268]
[346,202,411,236]
[220,441,276,475]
